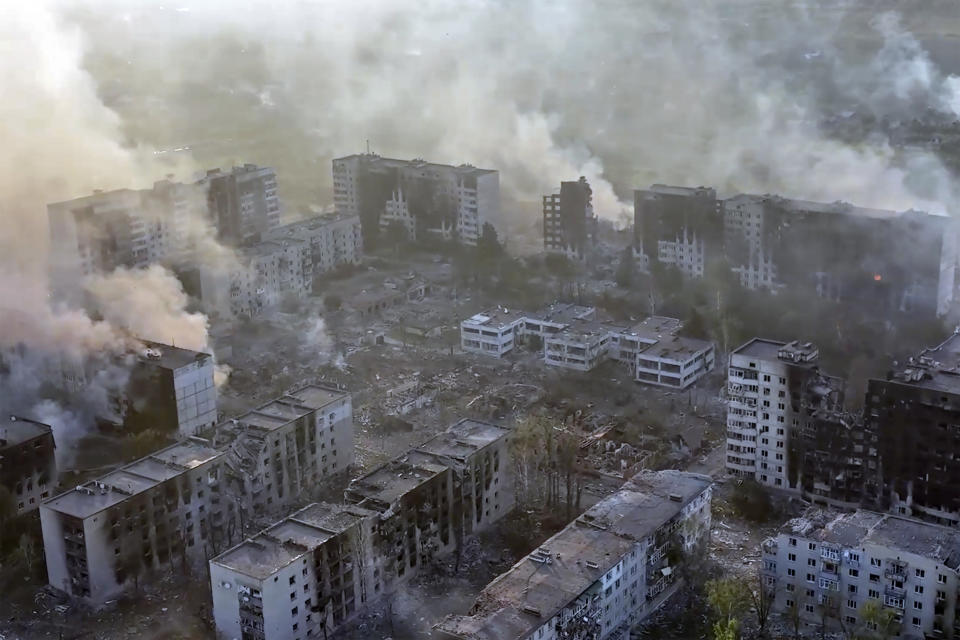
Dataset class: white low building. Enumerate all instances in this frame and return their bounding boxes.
[462,306,715,389]
[436,470,713,640]
[763,509,960,638]
[460,308,526,357]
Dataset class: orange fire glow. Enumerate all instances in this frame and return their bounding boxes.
[874,274,882,281]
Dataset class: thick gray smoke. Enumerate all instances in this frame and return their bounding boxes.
[5,0,960,456]
[0,2,231,459]
[59,0,960,218]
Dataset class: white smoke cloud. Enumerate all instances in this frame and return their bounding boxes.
[52,0,960,221]
[0,1,234,456]
[84,265,211,352]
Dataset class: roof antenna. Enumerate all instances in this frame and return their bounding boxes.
[366,139,370,154]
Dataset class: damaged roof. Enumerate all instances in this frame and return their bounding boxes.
[212,502,376,580]
[780,508,960,570]
[436,471,711,639]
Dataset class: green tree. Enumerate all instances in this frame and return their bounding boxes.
[856,599,898,639]
[707,577,751,629]
[712,618,740,640]
[526,334,543,353]
[16,533,37,577]
[731,478,774,522]
[477,222,503,260]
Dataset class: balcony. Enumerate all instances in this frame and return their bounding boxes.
[761,539,778,555]
[885,585,905,598]
[884,567,907,580]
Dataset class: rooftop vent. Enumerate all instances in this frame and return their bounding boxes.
[521,605,542,617]
[669,493,683,502]
[144,348,162,360]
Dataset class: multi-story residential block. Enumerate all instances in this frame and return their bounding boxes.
[126,341,218,437]
[344,419,513,589]
[201,164,282,246]
[199,238,312,319]
[209,502,379,640]
[47,180,204,294]
[48,166,284,296]
[762,508,960,638]
[264,213,363,278]
[40,384,353,604]
[436,470,712,640]
[462,307,715,389]
[791,409,880,510]
[40,439,239,603]
[209,418,512,640]
[543,177,598,260]
[866,331,960,526]
[723,195,957,317]
[634,185,720,278]
[211,384,354,520]
[1,416,57,515]
[332,153,500,247]
[725,338,845,489]
[634,185,958,318]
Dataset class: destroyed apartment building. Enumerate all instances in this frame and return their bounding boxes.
[435,470,713,640]
[333,153,500,247]
[208,384,354,518]
[635,184,958,318]
[40,439,238,603]
[762,508,960,638]
[727,331,960,523]
[128,341,219,437]
[0,415,57,515]
[15,339,218,438]
[209,502,379,640]
[866,330,960,526]
[39,383,353,604]
[725,338,849,493]
[461,305,715,389]
[543,176,598,261]
[208,418,513,640]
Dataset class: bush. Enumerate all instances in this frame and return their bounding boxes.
[730,478,774,522]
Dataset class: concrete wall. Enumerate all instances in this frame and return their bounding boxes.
[174,358,218,437]
[766,531,960,637]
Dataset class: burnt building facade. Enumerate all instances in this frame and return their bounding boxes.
[41,384,354,604]
[634,185,720,279]
[866,332,960,525]
[209,418,513,640]
[634,185,958,318]
[201,164,282,246]
[543,177,598,260]
[723,195,957,317]
[0,415,57,515]
[332,154,500,247]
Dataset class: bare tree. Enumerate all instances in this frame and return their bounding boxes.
[749,568,776,637]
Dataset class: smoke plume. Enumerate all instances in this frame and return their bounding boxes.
[0,1,230,458]
[57,0,960,219]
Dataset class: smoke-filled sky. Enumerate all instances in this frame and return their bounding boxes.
[5,0,960,452]
[39,0,960,226]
